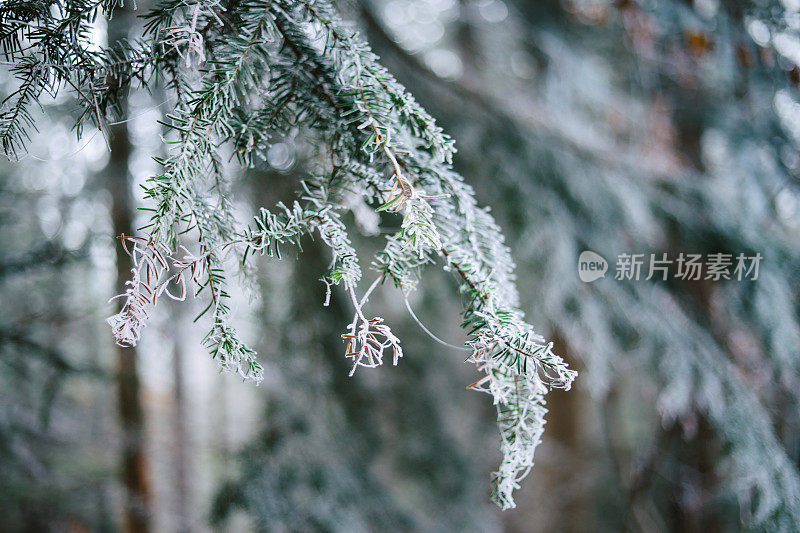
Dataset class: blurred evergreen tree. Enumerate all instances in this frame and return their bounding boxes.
[0,111,117,530]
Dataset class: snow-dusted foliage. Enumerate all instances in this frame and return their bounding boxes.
[5,0,800,527]
[0,0,576,506]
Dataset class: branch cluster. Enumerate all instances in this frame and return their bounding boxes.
[1,0,575,507]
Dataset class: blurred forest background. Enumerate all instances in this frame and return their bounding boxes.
[2,0,800,531]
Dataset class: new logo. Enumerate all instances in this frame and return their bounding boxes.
[578,251,607,282]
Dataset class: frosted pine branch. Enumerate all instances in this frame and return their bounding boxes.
[244,201,326,259]
[341,316,403,376]
[262,0,578,506]
[400,193,443,258]
[5,0,578,512]
[107,234,263,382]
[107,236,175,347]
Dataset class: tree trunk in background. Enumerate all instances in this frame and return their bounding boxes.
[546,334,586,531]
[504,332,587,533]
[171,310,191,533]
[109,104,152,533]
[108,122,152,532]
[107,7,152,532]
